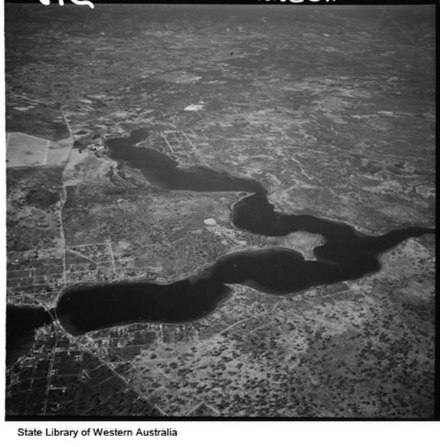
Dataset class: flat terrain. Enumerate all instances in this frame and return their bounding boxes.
[5,4,435,418]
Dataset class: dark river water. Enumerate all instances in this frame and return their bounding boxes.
[7,305,53,365]
[7,128,434,356]
[106,132,265,194]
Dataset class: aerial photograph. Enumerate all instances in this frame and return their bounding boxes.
[4,2,436,418]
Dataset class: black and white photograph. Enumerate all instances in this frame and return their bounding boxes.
[3,0,436,423]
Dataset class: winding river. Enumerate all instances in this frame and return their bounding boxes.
[7,128,434,361]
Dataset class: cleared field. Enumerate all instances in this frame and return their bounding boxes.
[6,132,73,168]
[6,132,50,167]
